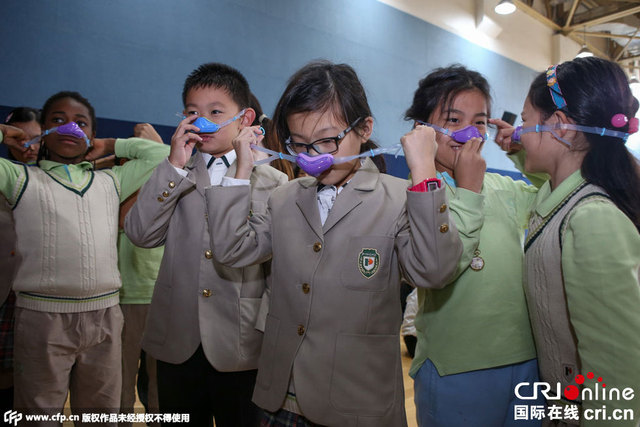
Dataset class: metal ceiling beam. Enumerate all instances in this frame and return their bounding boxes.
[567,5,640,30]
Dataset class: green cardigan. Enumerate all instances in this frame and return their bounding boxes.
[410,169,539,377]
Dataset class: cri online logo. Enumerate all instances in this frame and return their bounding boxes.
[515,372,635,402]
[564,372,604,400]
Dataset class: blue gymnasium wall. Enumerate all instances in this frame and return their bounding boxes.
[0,0,537,177]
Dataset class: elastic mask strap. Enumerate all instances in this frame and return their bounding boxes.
[416,121,451,137]
[526,123,630,146]
[548,129,572,147]
[516,124,571,147]
[333,143,404,164]
[25,126,90,148]
[250,143,405,167]
[23,129,55,148]
[250,144,297,165]
[217,109,247,128]
[416,121,486,143]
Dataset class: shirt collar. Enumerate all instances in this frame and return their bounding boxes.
[534,169,585,217]
[201,150,236,169]
[38,160,93,172]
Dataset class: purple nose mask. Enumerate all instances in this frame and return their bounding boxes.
[24,122,91,148]
[449,125,485,143]
[296,152,335,176]
[56,122,88,141]
[416,121,487,143]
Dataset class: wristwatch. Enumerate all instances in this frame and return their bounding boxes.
[409,178,442,192]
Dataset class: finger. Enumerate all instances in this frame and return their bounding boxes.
[180,132,202,147]
[488,118,511,129]
[453,146,462,169]
[187,132,203,143]
[469,137,484,153]
[84,148,98,161]
[181,115,197,124]
[460,138,475,152]
[181,124,201,134]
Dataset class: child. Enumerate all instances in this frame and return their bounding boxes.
[404,65,546,426]
[502,57,640,426]
[124,63,288,427]
[0,91,169,419]
[4,107,41,164]
[118,123,165,427]
[0,107,41,415]
[205,60,462,427]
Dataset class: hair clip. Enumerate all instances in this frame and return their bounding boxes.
[611,113,639,134]
[611,113,629,128]
[4,112,13,124]
[546,65,568,110]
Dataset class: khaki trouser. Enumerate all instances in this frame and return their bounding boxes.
[119,304,159,427]
[13,306,123,426]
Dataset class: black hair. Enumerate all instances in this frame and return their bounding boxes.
[528,57,640,231]
[249,92,295,179]
[39,91,96,162]
[5,107,40,125]
[40,91,96,131]
[404,65,492,124]
[182,63,252,109]
[272,60,377,158]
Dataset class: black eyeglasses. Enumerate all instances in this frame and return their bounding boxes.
[285,117,362,155]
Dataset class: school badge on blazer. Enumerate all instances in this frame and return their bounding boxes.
[358,248,380,278]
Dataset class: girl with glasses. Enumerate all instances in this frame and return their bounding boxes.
[204,60,463,426]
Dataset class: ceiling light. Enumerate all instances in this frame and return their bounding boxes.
[495,0,516,15]
[576,45,594,58]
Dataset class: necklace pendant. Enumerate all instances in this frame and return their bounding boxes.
[470,249,484,271]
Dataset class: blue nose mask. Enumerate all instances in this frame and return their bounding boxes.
[191,109,246,133]
[416,121,488,143]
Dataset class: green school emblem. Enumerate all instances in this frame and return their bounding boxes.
[358,248,380,279]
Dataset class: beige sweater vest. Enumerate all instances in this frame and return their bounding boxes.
[524,182,610,417]
[12,167,121,313]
